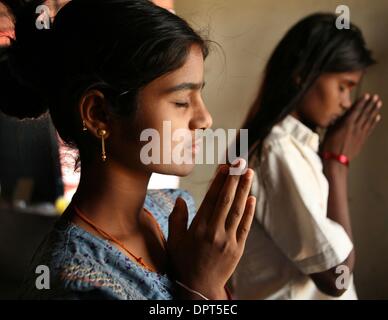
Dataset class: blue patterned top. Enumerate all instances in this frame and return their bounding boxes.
[20,189,196,300]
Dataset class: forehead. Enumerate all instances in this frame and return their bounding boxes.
[326,71,364,82]
[315,71,363,88]
[144,45,205,93]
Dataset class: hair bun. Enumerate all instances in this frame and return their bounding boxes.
[0,0,53,119]
[0,56,49,119]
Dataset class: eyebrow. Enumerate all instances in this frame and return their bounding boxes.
[164,81,206,93]
[342,78,359,86]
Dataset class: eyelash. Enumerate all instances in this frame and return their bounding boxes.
[339,85,346,92]
[175,102,189,108]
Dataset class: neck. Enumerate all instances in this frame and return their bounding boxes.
[71,159,151,236]
[290,111,318,132]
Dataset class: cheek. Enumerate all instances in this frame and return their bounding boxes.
[152,107,191,145]
[133,105,168,142]
[313,82,337,115]
[137,111,192,159]
[326,91,342,118]
[139,100,188,131]
[300,86,324,118]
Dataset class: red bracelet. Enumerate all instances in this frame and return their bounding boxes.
[321,151,350,167]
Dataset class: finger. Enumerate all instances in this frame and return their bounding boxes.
[349,94,370,123]
[367,113,382,137]
[363,99,382,131]
[209,160,243,228]
[359,95,380,128]
[236,196,256,244]
[225,168,254,234]
[167,197,189,247]
[193,164,229,224]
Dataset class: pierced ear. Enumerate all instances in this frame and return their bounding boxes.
[79,89,111,138]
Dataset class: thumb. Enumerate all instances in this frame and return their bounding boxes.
[168,197,189,247]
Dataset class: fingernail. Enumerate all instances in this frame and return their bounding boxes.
[245,168,253,179]
[231,158,241,168]
[376,115,382,122]
[373,95,379,102]
[365,93,370,100]
[229,158,247,175]
[377,101,383,108]
[249,196,257,208]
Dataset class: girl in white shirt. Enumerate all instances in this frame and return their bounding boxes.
[232,13,383,299]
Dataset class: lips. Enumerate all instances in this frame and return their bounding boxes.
[191,140,202,154]
[185,139,202,154]
[192,143,200,154]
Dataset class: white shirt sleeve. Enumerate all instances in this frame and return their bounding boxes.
[256,136,354,275]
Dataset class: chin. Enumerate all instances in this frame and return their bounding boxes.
[171,163,196,177]
[313,118,330,129]
[323,119,335,128]
[317,123,328,129]
[152,163,195,177]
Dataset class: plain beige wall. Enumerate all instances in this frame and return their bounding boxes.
[176,0,388,299]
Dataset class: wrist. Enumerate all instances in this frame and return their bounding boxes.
[321,151,350,167]
[322,157,349,178]
[193,285,227,300]
[175,280,227,300]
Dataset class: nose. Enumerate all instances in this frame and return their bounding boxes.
[341,92,353,111]
[190,100,213,130]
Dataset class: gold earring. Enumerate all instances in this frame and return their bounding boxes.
[97,129,107,162]
[82,120,87,131]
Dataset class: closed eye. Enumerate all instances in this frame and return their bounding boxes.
[175,102,189,108]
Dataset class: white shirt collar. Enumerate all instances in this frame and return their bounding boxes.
[277,115,320,152]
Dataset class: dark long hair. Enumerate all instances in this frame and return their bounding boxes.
[242,13,375,159]
[0,0,208,155]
